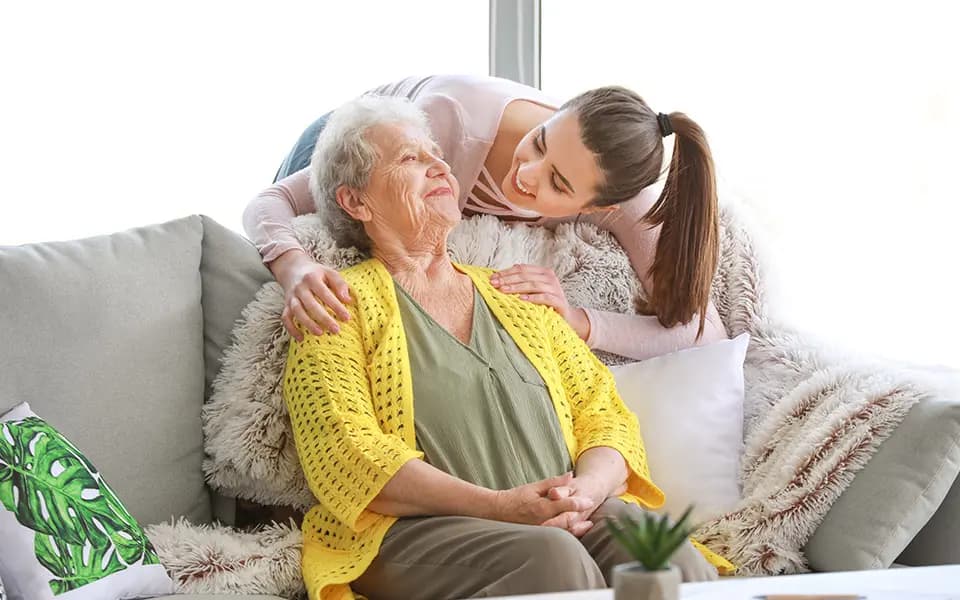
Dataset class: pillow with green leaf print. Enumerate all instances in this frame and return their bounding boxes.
[0,402,172,600]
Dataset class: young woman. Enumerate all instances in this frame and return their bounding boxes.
[244,74,726,360]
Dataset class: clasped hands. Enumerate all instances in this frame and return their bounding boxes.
[492,472,626,538]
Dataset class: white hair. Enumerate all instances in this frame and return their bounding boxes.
[308,95,431,250]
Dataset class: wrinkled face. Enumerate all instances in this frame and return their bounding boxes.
[361,122,461,239]
[501,109,606,218]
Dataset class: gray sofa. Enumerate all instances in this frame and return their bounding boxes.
[1,216,279,599]
[1,215,958,597]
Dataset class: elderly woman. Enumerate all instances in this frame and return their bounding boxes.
[283,96,733,600]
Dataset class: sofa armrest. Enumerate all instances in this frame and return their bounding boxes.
[896,367,960,566]
[804,368,960,570]
[898,468,960,566]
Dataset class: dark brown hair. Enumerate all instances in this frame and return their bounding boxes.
[561,87,719,338]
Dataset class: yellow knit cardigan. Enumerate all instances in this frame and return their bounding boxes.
[283,259,734,600]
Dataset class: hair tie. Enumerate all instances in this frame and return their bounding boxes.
[657,112,673,137]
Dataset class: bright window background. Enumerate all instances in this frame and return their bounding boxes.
[0,1,487,244]
[544,1,959,369]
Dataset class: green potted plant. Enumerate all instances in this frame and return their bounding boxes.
[606,506,696,600]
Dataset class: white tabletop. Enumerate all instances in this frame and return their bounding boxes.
[486,565,960,599]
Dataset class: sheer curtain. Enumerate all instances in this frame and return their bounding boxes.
[542,0,959,369]
[0,1,487,244]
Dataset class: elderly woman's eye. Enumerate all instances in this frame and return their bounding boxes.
[402,154,417,163]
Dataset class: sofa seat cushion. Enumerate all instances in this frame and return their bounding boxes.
[0,216,210,526]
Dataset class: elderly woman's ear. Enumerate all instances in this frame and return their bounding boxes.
[335,186,372,222]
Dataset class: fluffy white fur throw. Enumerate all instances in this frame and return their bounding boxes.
[145,519,304,598]
[188,202,925,595]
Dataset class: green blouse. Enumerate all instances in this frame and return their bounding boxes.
[395,282,573,490]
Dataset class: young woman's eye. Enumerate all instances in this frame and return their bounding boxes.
[549,175,563,193]
[533,136,544,156]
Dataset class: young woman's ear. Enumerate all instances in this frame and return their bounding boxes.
[335,186,372,221]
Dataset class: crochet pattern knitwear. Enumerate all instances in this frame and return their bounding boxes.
[283,259,733,600]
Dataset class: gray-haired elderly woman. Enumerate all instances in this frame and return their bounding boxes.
[282,95,732,600]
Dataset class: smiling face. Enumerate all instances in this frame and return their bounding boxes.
[500,109,607,218]
[347,122,461,245]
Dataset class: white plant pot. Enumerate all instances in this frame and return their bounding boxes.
[613,562,681,600]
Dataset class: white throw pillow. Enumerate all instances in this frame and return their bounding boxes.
[611,333,749,526]
[0,403,173,600]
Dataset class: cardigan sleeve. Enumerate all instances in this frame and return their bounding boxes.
[542,307,665,510]
[283,310,422,532]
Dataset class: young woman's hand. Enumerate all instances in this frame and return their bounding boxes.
[490,264,591,340]
[269,249,352,341]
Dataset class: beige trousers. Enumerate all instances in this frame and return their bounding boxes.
[352,498,642,600]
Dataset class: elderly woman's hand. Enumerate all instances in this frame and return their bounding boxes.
[492,473,597,527]
[490,265,591,340]
[270,249,353,341]
[539,475,627,537]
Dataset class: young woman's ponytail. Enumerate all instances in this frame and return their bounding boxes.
[563,88,719,338]
[640,112,719,338]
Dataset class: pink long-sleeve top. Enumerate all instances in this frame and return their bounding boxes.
[243,74,727,360]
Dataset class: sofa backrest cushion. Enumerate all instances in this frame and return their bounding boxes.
[198,216,273,406]
[0,216,211,526]
[197,215,273,524]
